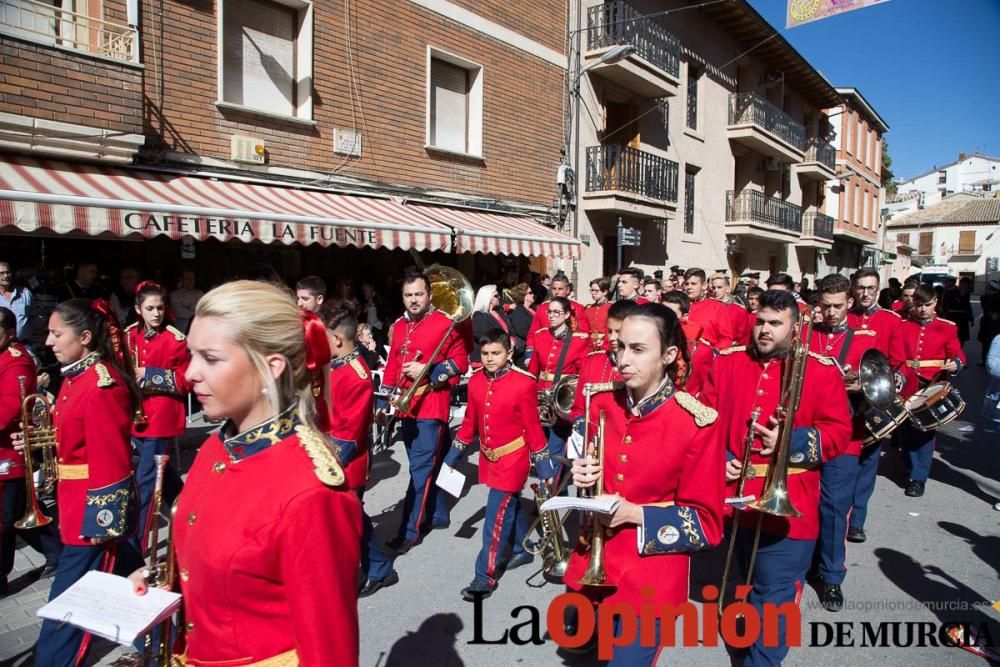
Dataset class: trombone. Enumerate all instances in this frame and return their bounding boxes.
[15,376,56,530]
[143,455,179,666]
[718,308,812,609]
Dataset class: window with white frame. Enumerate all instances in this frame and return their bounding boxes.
[427,49,483,157]
[219,0,313,120]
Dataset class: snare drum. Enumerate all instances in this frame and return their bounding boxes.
[905,381,966,432]
[862,397,908,446]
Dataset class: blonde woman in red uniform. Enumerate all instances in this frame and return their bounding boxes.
[133,281,362,666]
[26,298,138,666]
[566,303,725,666]
[124,281,190,557]
[528,296,590,478]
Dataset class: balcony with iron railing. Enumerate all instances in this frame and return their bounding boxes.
[946,244,983,258]
[584,1,681,98]
[795,137,837,181]
[725,189,802,241]
[1,0,139,62]
[727,92,806,163]
[800,210,835,248]
[583,144,679,217]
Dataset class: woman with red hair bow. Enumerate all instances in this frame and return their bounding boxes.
[132,281,361,666]
[21,298,139,665]
[123,281,191,557]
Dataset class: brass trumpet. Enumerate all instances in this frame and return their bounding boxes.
[143,455,178,666]
[523,477,572,577]
[15,376,56,530]
[131,339,149,425]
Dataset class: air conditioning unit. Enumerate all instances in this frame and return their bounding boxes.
[231,135,267,164]
[765,158,782,172]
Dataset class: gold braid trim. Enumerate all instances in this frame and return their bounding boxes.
[295,425,345,487]
[349,358,369,380]
[166,324,186,341]
[510,365,537,380]
[719,345,746,356]
[7,345,22,358]
[677,506,704,549]
[95,363,115,388]
[86,486,130,506]
[674,391,717,427]
[807,351,835,366]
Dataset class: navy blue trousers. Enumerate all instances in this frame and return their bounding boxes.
[897,422,935,482]
[398,419,450,542]
[817,454,859,585]
[607,616,663,667]
[545,423,570,482]
[35,544,115,667]
[849,441,882,532]
[357,488,393,582]
[129,437,183,557]
[474,488,527,586]
[726,526,813,667]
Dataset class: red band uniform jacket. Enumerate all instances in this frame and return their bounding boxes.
[174,408,362,666]
[326,349,374,490]
[846,305,901,357]
[688,297,732,350]
[889,317,965,400]
[702,346,852,540]
[382,309,469,422]
[569,350,622,424]
[0,343,36,481]
[452,366,549,492]
[563,384,725,608]
[808,322,881,456]
[528,328,590,393]
[525,300,591,361]
[584,302,611,351]
[125,323,192,438]
[53,353,136,546]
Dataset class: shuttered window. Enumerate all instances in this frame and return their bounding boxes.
[918,232,932,255]
[896,233,909,246]
[958,230,976,253]
[222,0,297,117]
[430,59,469,154]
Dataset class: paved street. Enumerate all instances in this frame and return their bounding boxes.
[2,334,998,666]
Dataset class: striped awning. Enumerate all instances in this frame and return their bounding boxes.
[0,155,452,251]
[408,203,581,259]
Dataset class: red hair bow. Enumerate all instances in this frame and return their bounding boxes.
[90,298,125,365]
[300,310,332,431]
[134,280,164,296]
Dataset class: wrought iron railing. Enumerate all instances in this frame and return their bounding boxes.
[803,137,836,169]
[727,91,806,152]
[801,211,834,239]
[0,0,138,62]
[726,189,802,233]
[947,244,982,256]
[587,1,681,78]
[586,144,679,203]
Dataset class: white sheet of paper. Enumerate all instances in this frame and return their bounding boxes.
[36,570,181,645]
[725,495,757,509]
[540,495,620,515]
[435,464,466,498]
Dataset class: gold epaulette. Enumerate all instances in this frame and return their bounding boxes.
[349,358,368,380]
[719,345,746,356]
[123,322,138,333]
[166,324,186,341]
[938,318,957,326]
[808,351,835,365]
[295,425,345,487]
[855,329,878,336]
[583,381,622,396]
[533,327,548,336]
[885,309,902,319]
[587,349,606,357]
[510,365,537,380]
[572,332,589,338]
[674,391,717,427]
[94,363,115,388]
[7,345,22,358]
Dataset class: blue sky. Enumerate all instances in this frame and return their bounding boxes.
[746,0,1000,181]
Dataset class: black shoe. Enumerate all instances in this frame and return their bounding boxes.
[847,527,867,543]
[905,481,925,497]
[38,563,58,579]
[461,579,496,601]
[359,570,399,598]
[0,578,8,599]
[386,536,420,555]
[821,584,844,612]
[505,552,534,571]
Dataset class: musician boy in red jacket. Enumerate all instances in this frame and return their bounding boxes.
[702,290,851,666]
[661,290,715,398]
[684,268,732,349]
[321,304,397,597]
[808,274,882,612]
[445,329,555,600]
[889,284,965,498]
[124,282,190,557]
[379,273,469,554]
[526,274,591,362]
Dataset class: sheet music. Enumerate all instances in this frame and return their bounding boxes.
[36,571,181,645]
[539,495,620,515]
[435,464,466,498]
